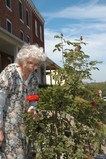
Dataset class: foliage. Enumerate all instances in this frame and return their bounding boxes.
[24,34,106,159]
[87,82,106,97]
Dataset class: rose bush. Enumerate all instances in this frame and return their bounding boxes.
[24,34,106,159]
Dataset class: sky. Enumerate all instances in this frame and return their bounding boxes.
[32,0,106,83]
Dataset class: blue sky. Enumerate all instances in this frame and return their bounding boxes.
[33,0,106,82]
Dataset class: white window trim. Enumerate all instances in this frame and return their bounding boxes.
[40,25,43,41]
[19,0,23,21]
[0,54,2,72]
[6,18,12,33]
[8,57,12,64]
[35,19,38,37]
[6,0,12,11]
[26,9,30,28]
[27,36,30,44]
[20,30,24,41]
[20,19,24,24]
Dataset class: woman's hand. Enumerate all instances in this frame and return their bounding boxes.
[27,106,37,120]
[0,129,4,145]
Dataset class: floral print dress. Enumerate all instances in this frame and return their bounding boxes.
[0,64,39,159]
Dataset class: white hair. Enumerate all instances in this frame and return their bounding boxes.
[15,44,47,65]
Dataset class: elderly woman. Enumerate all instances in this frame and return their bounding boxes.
[0,44,47,158]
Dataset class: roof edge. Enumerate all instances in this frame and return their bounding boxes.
[27,0,45,23]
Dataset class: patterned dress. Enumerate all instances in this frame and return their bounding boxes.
[0,64,39,159]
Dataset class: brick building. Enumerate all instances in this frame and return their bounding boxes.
[0,0,59,84]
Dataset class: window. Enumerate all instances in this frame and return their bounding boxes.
[27,36,30,44]
[8,57,12,64]
[26,9,30,27]
[20,30,24,41]
[35,20,38,37]
[19,0,23,20]
[6,0,11,9]
[6,19,12,33]
[0,54,2,72]
[40,25,43,41]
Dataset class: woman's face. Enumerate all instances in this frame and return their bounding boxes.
[22,57,39,73]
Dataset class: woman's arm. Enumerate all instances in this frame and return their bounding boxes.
[27,72,39,119]
[0,91,6,128]
[0,64,14,144]
[28,72,39,110]
[0,91,6,143]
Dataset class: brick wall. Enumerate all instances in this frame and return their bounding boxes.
[0,0,44,46]
[32,12,44,48]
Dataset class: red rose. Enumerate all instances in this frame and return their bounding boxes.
[91,101,97,107]
[96,90,99,95]
[26,95,40,102]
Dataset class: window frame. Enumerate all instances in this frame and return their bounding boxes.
[27,36,30,44]
[26,9,30,27]
[35,19,38,37]
[0,54,2,72]
[7,57,13,64]
[6,0,11,10]
[20,30,24,41]
[40,25,43,41]
[19,0,23,21]
[6,19,12,33]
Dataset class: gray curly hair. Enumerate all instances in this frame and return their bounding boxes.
[15,44,47,66]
